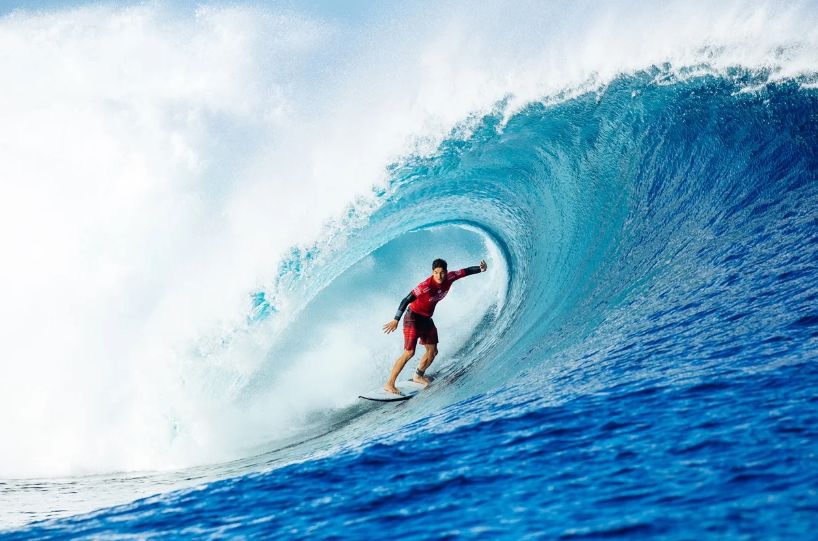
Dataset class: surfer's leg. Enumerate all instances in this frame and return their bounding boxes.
[413,344,437,386]
[384,349,415,394]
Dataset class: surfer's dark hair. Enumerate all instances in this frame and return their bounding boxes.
[432,258,448,271]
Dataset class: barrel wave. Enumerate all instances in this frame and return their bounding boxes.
[6,68,817,539]
[2,2,818,539]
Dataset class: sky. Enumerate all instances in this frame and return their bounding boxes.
[1,0,395,20]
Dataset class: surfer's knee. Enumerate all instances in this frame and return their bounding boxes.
[404,348,416,359]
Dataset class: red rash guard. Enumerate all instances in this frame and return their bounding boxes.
[393,266,483,322]
[408,269,468,316]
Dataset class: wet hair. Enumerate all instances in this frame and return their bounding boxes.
[432,258,448,272]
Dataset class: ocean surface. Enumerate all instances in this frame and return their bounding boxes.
[1,1,817,539]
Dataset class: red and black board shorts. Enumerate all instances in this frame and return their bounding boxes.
[403,309,438,351]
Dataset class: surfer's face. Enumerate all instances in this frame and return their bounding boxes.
[432,267,446,284]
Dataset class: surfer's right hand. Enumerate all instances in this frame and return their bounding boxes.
[383,320,399,334]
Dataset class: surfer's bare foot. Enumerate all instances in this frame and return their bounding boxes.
[413,374,430,386]
[384,384,403,395]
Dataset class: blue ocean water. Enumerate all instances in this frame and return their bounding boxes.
[3,13,818,533]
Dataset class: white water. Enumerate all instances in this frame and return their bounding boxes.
[1,0,817,478]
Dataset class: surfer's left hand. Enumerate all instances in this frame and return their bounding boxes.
[479,260,487,272]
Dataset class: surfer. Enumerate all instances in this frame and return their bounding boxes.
[382,258,488,395]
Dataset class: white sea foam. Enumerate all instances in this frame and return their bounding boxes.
[0,0,816,478]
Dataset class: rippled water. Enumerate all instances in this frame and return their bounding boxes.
[2,0,818,537]
[3,70,817,539]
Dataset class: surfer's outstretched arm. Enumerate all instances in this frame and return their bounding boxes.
[383,292,416,333]
[471,260,488,274]
[457,260,487,278]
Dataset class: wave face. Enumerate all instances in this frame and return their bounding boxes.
[2,1,818,538]
[7,69,818,540]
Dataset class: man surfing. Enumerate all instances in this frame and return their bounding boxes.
[382,258,488,395]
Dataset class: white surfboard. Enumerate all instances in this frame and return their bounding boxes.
[359,380,427,402]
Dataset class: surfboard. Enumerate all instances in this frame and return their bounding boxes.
[359,380,427,402]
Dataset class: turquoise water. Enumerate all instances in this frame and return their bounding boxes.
[4,69,817,539]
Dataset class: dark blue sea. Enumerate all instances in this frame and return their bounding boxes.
[1,2,817,539]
